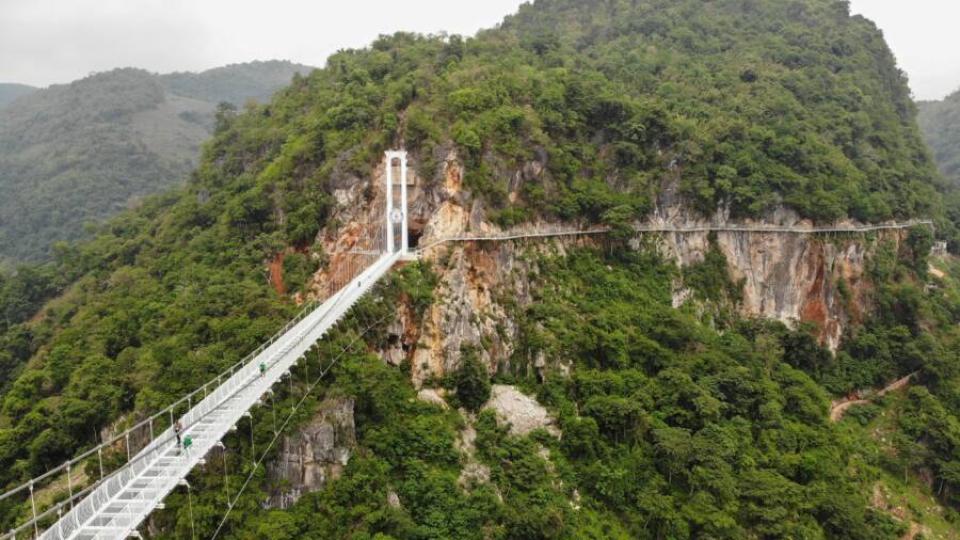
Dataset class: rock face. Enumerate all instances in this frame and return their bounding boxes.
[309,152,908,385]
[652,204,901,350]
[412,242,530,386]
[456,420,492,489]
[266,397,356,509]
[417,388,449,409]
[484,385,560,437]
[668,229,884,350]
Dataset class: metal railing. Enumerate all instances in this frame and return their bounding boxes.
[415,219,935,256]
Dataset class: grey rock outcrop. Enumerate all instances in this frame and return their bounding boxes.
[653,206,901,350]
[266,397,356,509]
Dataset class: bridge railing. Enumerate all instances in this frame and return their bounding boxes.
[0,292,327,539]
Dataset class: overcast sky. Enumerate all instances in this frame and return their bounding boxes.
[0,0,957,101]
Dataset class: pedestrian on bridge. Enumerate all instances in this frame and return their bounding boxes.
[259,361,267,378]
[175,420,183,449]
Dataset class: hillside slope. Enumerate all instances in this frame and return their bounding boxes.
[0,0,957,538]
[918,89,960,185]
[0,61,313,266]
[0,83,35,109]
[160,59,315,104]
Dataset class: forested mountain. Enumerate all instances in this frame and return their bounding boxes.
[919,88,960,186]
[1,0,960,538]
[0,83,35,109]
[0,61,313,267]
[160,60,316,105]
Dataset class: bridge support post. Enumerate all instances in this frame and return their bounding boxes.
[385,150,409,255]
[400,153,409,255]
[29,482,37,538]
[385,153,394,253]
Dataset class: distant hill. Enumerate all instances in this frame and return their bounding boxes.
[160,60,314,104]
[0,60,313,264]
[918,89,960,185]
[0,83,36,108]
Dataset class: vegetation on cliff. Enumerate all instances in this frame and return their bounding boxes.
[147,242,959,539]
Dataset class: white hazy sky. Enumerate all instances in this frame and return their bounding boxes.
[0,0,958,100]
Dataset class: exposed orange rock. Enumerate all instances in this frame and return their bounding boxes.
[269,252,286,295]
[799,244,829,336]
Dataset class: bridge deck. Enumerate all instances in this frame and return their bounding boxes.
[40,251,401,540]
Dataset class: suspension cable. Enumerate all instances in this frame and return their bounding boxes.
[209,312,389,540]
[187,483,196,540]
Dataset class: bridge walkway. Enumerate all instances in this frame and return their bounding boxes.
[30,251,400,540]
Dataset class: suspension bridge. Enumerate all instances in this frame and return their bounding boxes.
[0,149,936,539]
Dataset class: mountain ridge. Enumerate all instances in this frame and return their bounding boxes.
[0,60,314,267]
[0,83,36,109]
[918,87,960,185]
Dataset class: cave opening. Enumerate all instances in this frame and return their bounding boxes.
[408,228,422,249]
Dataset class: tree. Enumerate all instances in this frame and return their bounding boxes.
[454,347,491,412]
[653,427,693,485]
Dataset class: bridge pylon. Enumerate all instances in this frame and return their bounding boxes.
[384,150,409,256]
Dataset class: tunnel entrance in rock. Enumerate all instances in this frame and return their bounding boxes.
[408,228,422,249]
[407,217,427,250]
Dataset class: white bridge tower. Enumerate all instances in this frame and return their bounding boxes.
[384,150,409,256]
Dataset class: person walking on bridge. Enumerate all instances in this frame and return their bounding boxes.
[174,420,183,450]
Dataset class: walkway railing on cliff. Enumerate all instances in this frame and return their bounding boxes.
[415,219,935,255]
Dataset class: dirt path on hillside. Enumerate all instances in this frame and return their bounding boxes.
[829,372,917,422]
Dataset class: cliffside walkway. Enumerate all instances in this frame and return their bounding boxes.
[416,219,934,253]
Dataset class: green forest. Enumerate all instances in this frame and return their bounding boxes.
[0,61,312,267]
[919,89,960,186]
[1,0,960,537]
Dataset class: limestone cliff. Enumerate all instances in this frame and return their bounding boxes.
[277,153,914,498]
[651,203,903,351]
[306,153,909,383]
[265,397,355,509]
[406,159,906,385]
